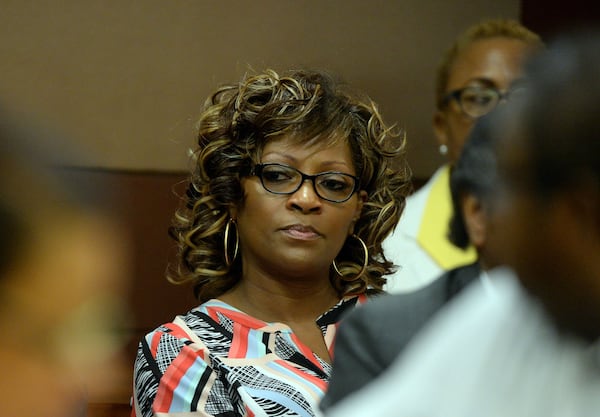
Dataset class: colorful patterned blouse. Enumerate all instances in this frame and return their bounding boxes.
[131,295,366,417]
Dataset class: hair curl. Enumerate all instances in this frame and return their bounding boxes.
[168,69,411,302]
[435,18,544,109]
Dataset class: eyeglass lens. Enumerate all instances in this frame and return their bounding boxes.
[258,164,357,202]
[459,88,500,118]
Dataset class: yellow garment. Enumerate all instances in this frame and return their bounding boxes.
[417,165,476,269]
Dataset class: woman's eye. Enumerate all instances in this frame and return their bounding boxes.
[463,90,495,106]
[263,169,293,182]
[463,94,483,104]
[319,177,350,191]
[475,95,493,105]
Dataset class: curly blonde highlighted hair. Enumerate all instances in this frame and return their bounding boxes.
[435,18,544,108]
[169,69,411,302]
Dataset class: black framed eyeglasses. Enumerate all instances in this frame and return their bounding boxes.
[251,163,360,203]
[441,85,526,119]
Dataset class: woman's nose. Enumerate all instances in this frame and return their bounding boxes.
[286,180,322,213]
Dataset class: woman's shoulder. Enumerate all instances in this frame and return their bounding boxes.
[141,300,235,344]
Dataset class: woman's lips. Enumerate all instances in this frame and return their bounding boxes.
[282,225,321,240]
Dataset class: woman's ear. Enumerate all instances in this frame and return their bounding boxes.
[563,175,600,243]
[433,110,449,149]
[355,190,367,217]
[349,191,368,234]
[461,194,487,249]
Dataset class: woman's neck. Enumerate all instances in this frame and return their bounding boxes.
[219,276,339,324]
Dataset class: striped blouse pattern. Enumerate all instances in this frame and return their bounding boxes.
[131,295,365,417]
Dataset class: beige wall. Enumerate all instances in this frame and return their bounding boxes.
[0,0,519,178]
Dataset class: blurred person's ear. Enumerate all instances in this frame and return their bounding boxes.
[562,174,600,246]
[461,194,486,248]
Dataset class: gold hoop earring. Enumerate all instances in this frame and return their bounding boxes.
[224,218,239,267]
[332,234,368,280]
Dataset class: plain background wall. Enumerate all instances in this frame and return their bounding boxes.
[0,1,520,179]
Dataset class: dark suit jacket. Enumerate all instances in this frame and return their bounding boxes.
[320,262,480,411]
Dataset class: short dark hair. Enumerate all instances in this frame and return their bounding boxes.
[449,114,498,249]
[497,31,600,197]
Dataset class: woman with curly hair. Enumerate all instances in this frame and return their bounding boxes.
[131,68,411,417]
